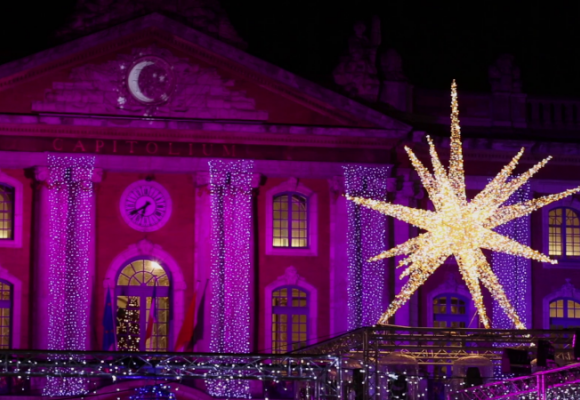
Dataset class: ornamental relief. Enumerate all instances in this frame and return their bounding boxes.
[33,46,268,121]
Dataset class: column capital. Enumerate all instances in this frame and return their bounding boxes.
[193,171,210,187]
[34,166,49,182]
[251,173,262,189]
[92,168,103,183]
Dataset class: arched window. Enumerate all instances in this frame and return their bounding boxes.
[549,298,580,329]
[433,294,468,328]
[0,185,14,240]
[116,258,171,352]
[0,280,11,348]
[272,193,308,248]
[549,208,580,257]
[272,286,309,353]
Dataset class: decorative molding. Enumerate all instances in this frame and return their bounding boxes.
[426,272,478,328]
[264,266,318,351]
[543,279,580,329]
[0,119,400,143]
[92,168,104,183]
[104,238,186,345]
[0,266,22,349]
[265,178,318,257]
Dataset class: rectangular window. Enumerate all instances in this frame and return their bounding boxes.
[0,185,14,241]
[0,282,10,349]
[273,194,308,248]
[272,286,309,353]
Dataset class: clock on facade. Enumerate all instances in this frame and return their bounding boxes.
[127,56,175,105]
[120,180,172,232]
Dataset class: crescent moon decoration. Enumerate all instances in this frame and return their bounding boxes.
[128,61,156,103]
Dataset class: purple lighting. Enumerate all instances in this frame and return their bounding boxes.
[491,180,531,329]
[44,154,95,396]
[343,165,389,328]
[208,160,253,398]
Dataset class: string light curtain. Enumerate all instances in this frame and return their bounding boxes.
[208,160,253,398]
[344,165,389,329]
[491,180,531,329]
[44,154,95,396]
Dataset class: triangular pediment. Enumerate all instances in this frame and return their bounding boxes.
[33,45,269,121]
[0,13,410,131]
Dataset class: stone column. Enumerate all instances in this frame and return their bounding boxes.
[193,172,212,353]
[34,166,101,350]
[392,176,423,327]
[491,181,532,328]
[343,166,390,329]
[206,160,254,398]
[329,176,349,336]
[32,167,50,350]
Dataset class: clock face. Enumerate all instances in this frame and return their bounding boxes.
[120,181,172,232]
[127,56,174,105]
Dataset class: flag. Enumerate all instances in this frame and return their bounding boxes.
[102,288,116,351]
[175,280,207,352]
[145,284,157,348]
[174,290,196,352]
[190,280,208,350]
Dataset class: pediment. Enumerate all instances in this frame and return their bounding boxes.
[0,14,410,131]
[33,46,267,121]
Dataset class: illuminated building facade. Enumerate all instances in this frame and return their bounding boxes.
[0,1,579,398]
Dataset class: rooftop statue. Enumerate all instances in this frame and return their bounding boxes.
[57,0,246,48]
[333,17,381,102]
[380,48,407,82]
[489,54,522,93]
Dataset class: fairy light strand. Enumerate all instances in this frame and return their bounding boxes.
[491,180,531,330]
[344,165,389,328]
[44,154,95,396]
[346,80,580,329]
[208,159,253,398]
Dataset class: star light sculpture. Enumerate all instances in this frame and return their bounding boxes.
[347,81,580,329]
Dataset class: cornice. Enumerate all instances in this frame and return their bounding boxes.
[0,122,397,149]
[409,146,580,166]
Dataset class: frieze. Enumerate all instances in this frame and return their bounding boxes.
[0,135,391,164]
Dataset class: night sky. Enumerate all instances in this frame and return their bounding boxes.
[3,0,580,97]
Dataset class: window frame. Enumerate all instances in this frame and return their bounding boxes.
[542,198,580,268]
[0,268,21,349]
[271,285,309,353]
[432,293,470,329]
[115,256,172,352]
[0,172,23,248]
[264,266,318,352]
[547,207,580,259]
[548,297,580,329]
[427,273,477,329]
[0,279,12,349]
[272,192,309,249]
[265,179,318,256]
[104,239,186,351]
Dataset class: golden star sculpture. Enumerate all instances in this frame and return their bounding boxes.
[347,81,580,329]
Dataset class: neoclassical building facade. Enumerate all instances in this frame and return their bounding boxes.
[0,0,579,397]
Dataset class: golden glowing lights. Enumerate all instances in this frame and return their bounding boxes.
[347,80,580,329]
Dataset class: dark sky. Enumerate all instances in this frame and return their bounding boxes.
[3,0,580,97]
